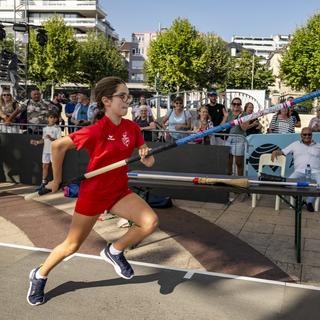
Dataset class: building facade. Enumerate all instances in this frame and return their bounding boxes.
[0,0,118,40]
[119,31,158,84]
[267,50,303,104]
[231,35,291,61]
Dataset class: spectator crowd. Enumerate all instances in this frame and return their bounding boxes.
[1,88,319,188]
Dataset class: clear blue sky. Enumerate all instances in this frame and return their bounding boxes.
[101,0,320,41]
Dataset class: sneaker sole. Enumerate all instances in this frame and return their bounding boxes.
[100,249,133,280]
[26,268,45,306]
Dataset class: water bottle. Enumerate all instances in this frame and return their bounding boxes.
[305,164,312,181]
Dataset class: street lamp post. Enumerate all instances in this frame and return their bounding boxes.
[155,72,161,118]
[251,51,255,90]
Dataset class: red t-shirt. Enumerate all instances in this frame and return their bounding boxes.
[69,115,145,201]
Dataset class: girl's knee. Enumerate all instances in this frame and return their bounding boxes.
[141,213,159,232]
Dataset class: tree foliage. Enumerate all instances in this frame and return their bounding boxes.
[28,16,78,90]
[226,50,274,90]
[280,13,320,91]
[202,34,231,90]
[145,18,207,93]
[0,34,14,52]
[77,31,128,89]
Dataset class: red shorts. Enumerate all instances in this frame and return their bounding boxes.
[75,189,133,216]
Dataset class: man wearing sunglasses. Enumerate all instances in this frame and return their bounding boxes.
[271,127,320,212]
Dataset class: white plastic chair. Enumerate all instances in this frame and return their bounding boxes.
[252,153,286,211]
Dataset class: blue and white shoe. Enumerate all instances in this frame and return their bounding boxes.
[27,267,47,306]
[100,244,134,280]
[35,182,46,192]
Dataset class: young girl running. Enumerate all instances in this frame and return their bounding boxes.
[27,76,158,306]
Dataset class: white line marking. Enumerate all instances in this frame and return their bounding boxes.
[1,242,320,291]
[0,242,52,253]
[63,253,75,261]
[184,271,194,279]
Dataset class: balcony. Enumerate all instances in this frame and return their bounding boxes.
[28,17,106,32]
[20,0,107,18]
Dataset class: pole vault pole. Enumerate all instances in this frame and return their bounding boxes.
[127,172,319,188]
[66,90,320,179]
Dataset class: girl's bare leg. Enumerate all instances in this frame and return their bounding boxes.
[39,213,98,277]
[110,193,158,251]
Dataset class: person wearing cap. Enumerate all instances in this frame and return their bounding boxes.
[309,107,320,132]
[205,91,228,145]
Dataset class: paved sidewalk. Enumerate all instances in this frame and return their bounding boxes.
[1,183,320,286]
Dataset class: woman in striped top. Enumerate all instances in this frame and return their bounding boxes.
[268,108,295,134]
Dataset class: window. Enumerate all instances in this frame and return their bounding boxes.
[132,60,144,69]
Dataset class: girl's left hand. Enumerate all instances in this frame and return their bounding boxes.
[139,145,155,167]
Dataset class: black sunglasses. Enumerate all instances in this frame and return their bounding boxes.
[232,102,241,106]
[302,133,312,137]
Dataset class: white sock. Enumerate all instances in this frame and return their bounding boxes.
[35,269,47,279]
[109,244,122,255]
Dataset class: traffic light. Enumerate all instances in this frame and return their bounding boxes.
[0,49,11,81]
[36,28,48,46]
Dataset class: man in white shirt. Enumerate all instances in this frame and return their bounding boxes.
[271,127,320,212]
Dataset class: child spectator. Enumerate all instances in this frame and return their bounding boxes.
[192,105,214,144]
[30,111,62,190]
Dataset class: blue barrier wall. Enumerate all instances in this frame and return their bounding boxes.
[246,133,320,177]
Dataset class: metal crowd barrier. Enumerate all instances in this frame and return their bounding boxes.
[0,122,82,135]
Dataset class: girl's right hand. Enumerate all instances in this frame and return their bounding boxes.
[45,180,61,193]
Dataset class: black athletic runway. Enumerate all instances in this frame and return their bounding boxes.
[1,245,320,320]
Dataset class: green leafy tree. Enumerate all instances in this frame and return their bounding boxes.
[0,34,14,52]
[28,16,78,91]
[226,50,274,90]
[202,34,231,90]
[280,13,320,91]
[145,18,207,93]
[77,31,128,92]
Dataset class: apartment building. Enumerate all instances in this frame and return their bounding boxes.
[0,0,118,40]
[131,31,158,60]
[231,35,291,60]
[119,31,159,85]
